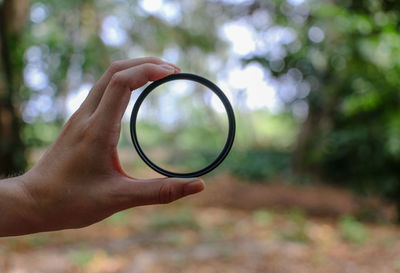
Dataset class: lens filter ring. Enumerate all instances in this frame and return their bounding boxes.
[130,73,235,178]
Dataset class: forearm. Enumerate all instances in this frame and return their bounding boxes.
[0,175,40,236]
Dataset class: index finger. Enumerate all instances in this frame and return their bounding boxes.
[91,63,177,131]
[81,57,180,114]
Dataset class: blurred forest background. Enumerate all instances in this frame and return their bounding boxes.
[2,0,400,272]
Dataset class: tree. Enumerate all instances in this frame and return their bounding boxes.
[0,0,229,176]
[246,0,400,219]
[0,0,30,176]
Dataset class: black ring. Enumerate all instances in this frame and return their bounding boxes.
[130,73,235,178]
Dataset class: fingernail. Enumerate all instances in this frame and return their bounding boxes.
[183,179,205,196]
[160,64,176,74]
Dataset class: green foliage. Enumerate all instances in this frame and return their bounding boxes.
[4,0,400,220]
[105,211,128,226]
[339,216,368,246]
[222,111,298,182]
[68,248,93,266]
[28,234,49,247]
[280,208,310,243]
[225,148,291,181]
[393,256,400,272]
[133,117,228,173]
[22,121,60,147]
[253,209,274,226]
[236,111,299,150]
[244,0,400,217]
[19,0,228,148]
[148,208,199,230]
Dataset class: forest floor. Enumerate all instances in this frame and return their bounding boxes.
[1,173,400,273]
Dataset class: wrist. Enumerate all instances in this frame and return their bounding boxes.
[0,174,42,236]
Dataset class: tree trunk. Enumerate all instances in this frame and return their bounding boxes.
[0,0,29,176]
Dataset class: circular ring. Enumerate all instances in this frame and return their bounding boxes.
[130,73,236,178]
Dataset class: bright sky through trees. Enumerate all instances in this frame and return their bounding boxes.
[23,0,305,122]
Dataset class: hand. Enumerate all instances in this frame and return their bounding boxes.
[1,57,205,236]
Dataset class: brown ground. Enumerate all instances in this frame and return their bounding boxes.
[193,173,395,220]
[1,173,400,273]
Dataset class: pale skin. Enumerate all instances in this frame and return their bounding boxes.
[0,57,205,237]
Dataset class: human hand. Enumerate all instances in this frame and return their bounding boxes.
[5,57,205,235]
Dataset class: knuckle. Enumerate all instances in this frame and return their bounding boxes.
[88,113,119,142]
[81,120,97,142]
[109,72,126,87]
[68,110,82,124]
[158,181,180,204]
[63,110,84,132]
[139,63,157,77]
[77,122,95,144]
[140,62,155,71]
[58,112,94,144]
[108,60,124,75]
[70,115,99,144]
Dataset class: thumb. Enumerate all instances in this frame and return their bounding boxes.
[118,177,205,207]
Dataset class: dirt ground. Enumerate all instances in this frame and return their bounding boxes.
[1,173,400,273]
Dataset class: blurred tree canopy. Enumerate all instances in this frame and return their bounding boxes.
[1,0,400,218]
[245,0,400,215]
[0,0,229,175]
[0,0,29,175]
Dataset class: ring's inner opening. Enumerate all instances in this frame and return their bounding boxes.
[135,79,229,174]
